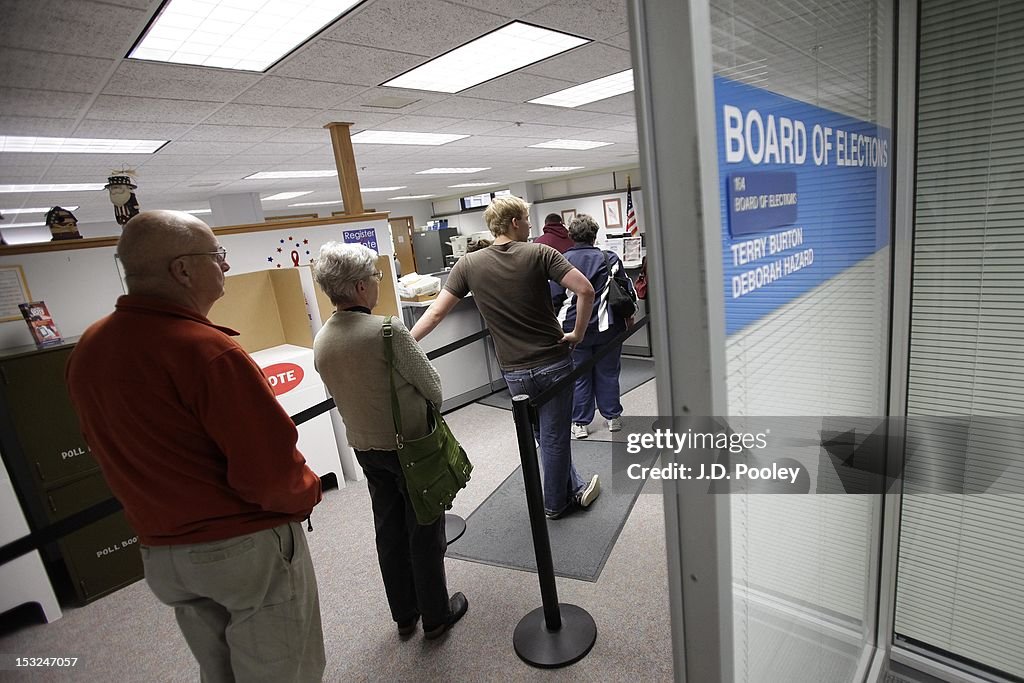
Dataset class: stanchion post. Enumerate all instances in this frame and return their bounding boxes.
[511,394,562,629]
[509,393,597,668]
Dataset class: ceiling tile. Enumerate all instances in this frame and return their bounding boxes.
[273,41,424,87]
[369,114,465,132]
[178,125,283,143]
[443,0,553,17]
[523,0,630,41]
[245,142,329,157]
[86,95,223,124]
[104,62,263,102]
[436,118,512,135]
[602,30,633,51]
[297,109,403,130]
[461,72,576,103]
[0,115,77,136]
[263,128,338,145]
[0,88,91,119]
[204,104,321,128]
[575,92,636,115]
[321,0,506,57]
[0,0,150,60]
[0,48,114,93]
[232,78,368,108]
[411,96,509,119]
[156,141,257,156]
[73,121,193,140]
[524,43,632,83]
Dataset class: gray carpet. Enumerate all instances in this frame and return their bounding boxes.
[447,439,656,582]
[477,356,656,411]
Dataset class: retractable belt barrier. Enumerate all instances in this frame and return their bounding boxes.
[0,325,494,568]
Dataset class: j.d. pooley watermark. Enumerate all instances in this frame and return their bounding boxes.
[610,415,1024,495]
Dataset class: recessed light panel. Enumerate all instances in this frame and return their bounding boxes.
[183,208,212,214]
[245,170,337,180]
[129,0,362,72]
[389,194,434,200]
[351,131,469,146]
[529,69,635,108]
[449,182,497,188]
[263,191,313,201]
[415,168,490,175]
[527,166,585,172]
[382,22,589,93]
[362,186,407,192]
[0,184,106,193]
[0,136,167,154]
[289,200,344,207]
[528,139,613,150]
[0,205,79,214]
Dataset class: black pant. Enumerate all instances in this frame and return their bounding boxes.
[355,449,449,629]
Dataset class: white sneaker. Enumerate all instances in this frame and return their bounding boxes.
[577,475,601,508]
[606,417,622,432]
[571,423,589,439]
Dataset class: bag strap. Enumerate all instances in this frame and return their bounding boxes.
[382,316,404,449]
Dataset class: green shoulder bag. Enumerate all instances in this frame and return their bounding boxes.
[383,317,472,525]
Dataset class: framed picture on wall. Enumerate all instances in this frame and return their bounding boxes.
[561,209,576,224]
[603,198,622,229]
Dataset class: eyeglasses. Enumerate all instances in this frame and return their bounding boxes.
[369,270,384,282]
[176,246,227,264]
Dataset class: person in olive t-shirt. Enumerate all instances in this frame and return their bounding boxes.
[411,196,600,519]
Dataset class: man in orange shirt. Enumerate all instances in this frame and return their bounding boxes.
[67,210,325,682]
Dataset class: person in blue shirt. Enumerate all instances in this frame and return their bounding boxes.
[553,214,637,439]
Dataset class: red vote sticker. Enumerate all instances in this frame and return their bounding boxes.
[262,363,304,396]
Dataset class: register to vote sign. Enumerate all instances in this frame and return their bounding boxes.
[715,76,891,335]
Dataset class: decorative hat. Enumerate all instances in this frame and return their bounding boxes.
[45,206,78,226]
[105,175,137,189]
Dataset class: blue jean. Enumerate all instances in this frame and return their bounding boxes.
[502,357,586,516]
[571,327,624,425]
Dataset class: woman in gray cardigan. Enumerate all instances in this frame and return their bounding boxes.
[312,242,467,640]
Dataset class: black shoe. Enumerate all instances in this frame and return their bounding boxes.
[423,592,468,640]
[397,614,419,636]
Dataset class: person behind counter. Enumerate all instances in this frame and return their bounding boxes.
[311,242,468,640]
[554,214,637,439]
[410,196,601,520]
[535,213,574,253]
[66,210,325,682]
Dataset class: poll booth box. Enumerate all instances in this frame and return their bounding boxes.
[208,267,347,489]
[250,344,341,486]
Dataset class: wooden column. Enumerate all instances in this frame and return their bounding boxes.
[324,122,364,215]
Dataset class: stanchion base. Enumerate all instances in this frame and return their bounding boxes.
[513,603,596,669]
[445,513,466,545]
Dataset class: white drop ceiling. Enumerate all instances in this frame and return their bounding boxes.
[0,0,639,232]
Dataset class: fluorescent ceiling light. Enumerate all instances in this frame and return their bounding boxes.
[263,191,313,201]
[128,0,361,72]
[389,195,434,200]
[362,186,407,192]
[416,167,490,175]
[0,221,46,228]
[1,205,79,214]
[289,200,343,207]
[351,131,469,146]
[183,208,211,214]
[528,139,613,150]
[0,135,167,154]
[449,182,497,188]
[245,170,337,180]
[528,166,585,172]
[382,21,589,93]
[0,184,106,193]
[529,69,635,108]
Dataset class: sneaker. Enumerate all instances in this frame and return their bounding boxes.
[423,592,468,640]
[571,423,589,439]
[606,417,622,432]
[545,502,578,520]
[577,474,601,508]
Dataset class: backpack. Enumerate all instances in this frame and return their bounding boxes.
[602,251,637,319]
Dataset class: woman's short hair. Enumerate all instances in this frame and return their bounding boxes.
[568,214,599,245]
[313,241,377,305]
[483,195,529,237]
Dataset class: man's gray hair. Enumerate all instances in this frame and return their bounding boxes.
[568,213,599,245]
[313,241,378,305]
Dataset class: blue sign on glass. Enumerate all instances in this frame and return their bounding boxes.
[342,227,378,253]
[727,171,798,237]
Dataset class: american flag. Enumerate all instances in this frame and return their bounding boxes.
[625,178,638,236]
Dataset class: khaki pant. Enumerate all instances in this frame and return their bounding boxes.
[142,523,325,683]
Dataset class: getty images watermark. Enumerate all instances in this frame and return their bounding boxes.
[609,415,1024,495]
